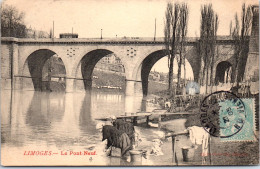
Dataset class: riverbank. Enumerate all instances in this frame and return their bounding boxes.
[92,70,169,95]
[157,113,259,165]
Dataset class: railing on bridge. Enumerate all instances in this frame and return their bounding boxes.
[1,36,239,44]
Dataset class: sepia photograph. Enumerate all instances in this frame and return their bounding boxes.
[0,0,259,166]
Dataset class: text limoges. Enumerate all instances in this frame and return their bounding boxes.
[24,151,53,156]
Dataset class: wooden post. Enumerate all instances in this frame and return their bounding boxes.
[133,117,137,125]
[172,136,178,165]
[158,115,162,128]
[146,116,149,126]
[165,131,189,165]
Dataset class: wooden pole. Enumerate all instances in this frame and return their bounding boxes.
[158,115,162,128]
[172,136,178,165]
[101,29,103,39]
[146,116,149,126]
[165,131,189,165]
[53,21,54,38]
[154,18,156,41]
[133,117,137,125]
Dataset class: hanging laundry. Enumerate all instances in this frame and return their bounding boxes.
[187,126,210,157]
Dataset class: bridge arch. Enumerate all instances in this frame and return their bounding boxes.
[74,49,126,91]
[22,49,67,91]
[141,50,167,96]
[215,61,233,84]
[134,49,195,96]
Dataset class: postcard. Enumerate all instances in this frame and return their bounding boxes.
[1,0,259,166]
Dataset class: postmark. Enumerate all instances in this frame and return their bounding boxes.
[200,91,247,138]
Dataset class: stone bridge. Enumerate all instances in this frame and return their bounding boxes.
[0,37,243,96]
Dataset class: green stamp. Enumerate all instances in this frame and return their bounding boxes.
[221,98,256,142]
[200,91,256,141]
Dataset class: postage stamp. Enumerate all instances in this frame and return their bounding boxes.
[221,98,256,142]
[200,91,256,141]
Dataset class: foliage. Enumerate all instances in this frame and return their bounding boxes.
[199,4,218,93]
[164,2,189,97]
[177,4,189,87]
[1,4,27,38]
[230,3,252,85]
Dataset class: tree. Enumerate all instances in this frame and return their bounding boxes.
[209,12,218,92]
[230,4,252,87]
[199,4,218,93]
[177,4,189,88]
[1,4,27,38]
[164,2,181,97]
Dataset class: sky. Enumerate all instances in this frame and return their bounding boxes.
[1,0,258,77]
[2,0,258,38]
[152,57,194,79]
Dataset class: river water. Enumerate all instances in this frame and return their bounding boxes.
[1,90,170,166]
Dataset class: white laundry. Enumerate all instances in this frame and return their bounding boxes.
[96,121,112,132]
[165,101,171,108]
[189,87,196,95]
[96,122,105,130]
[133,126,143,148]
[250,81,259,94]
[151,130,165,139]
[99,139,111,156]
[150,139,164,156]
[148,122,159,128]
[187,126,210,157]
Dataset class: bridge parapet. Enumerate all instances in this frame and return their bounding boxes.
[1,36,238,45]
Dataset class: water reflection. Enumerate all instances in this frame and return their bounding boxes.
[124,95,144,113]
[26,92,65,133]
[1,89,173,166]
[91,91,125,118]
[79,90,97,136]
[1,90,152,151]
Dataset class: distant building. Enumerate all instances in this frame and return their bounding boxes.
[42,57,66,81]
[148,70,185,84]
[41,56,66,91]
[59,33,78,38]
[149,70,170,82]
[95,54,125,73]
[149,71,161,81]
[26,27,50,38]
